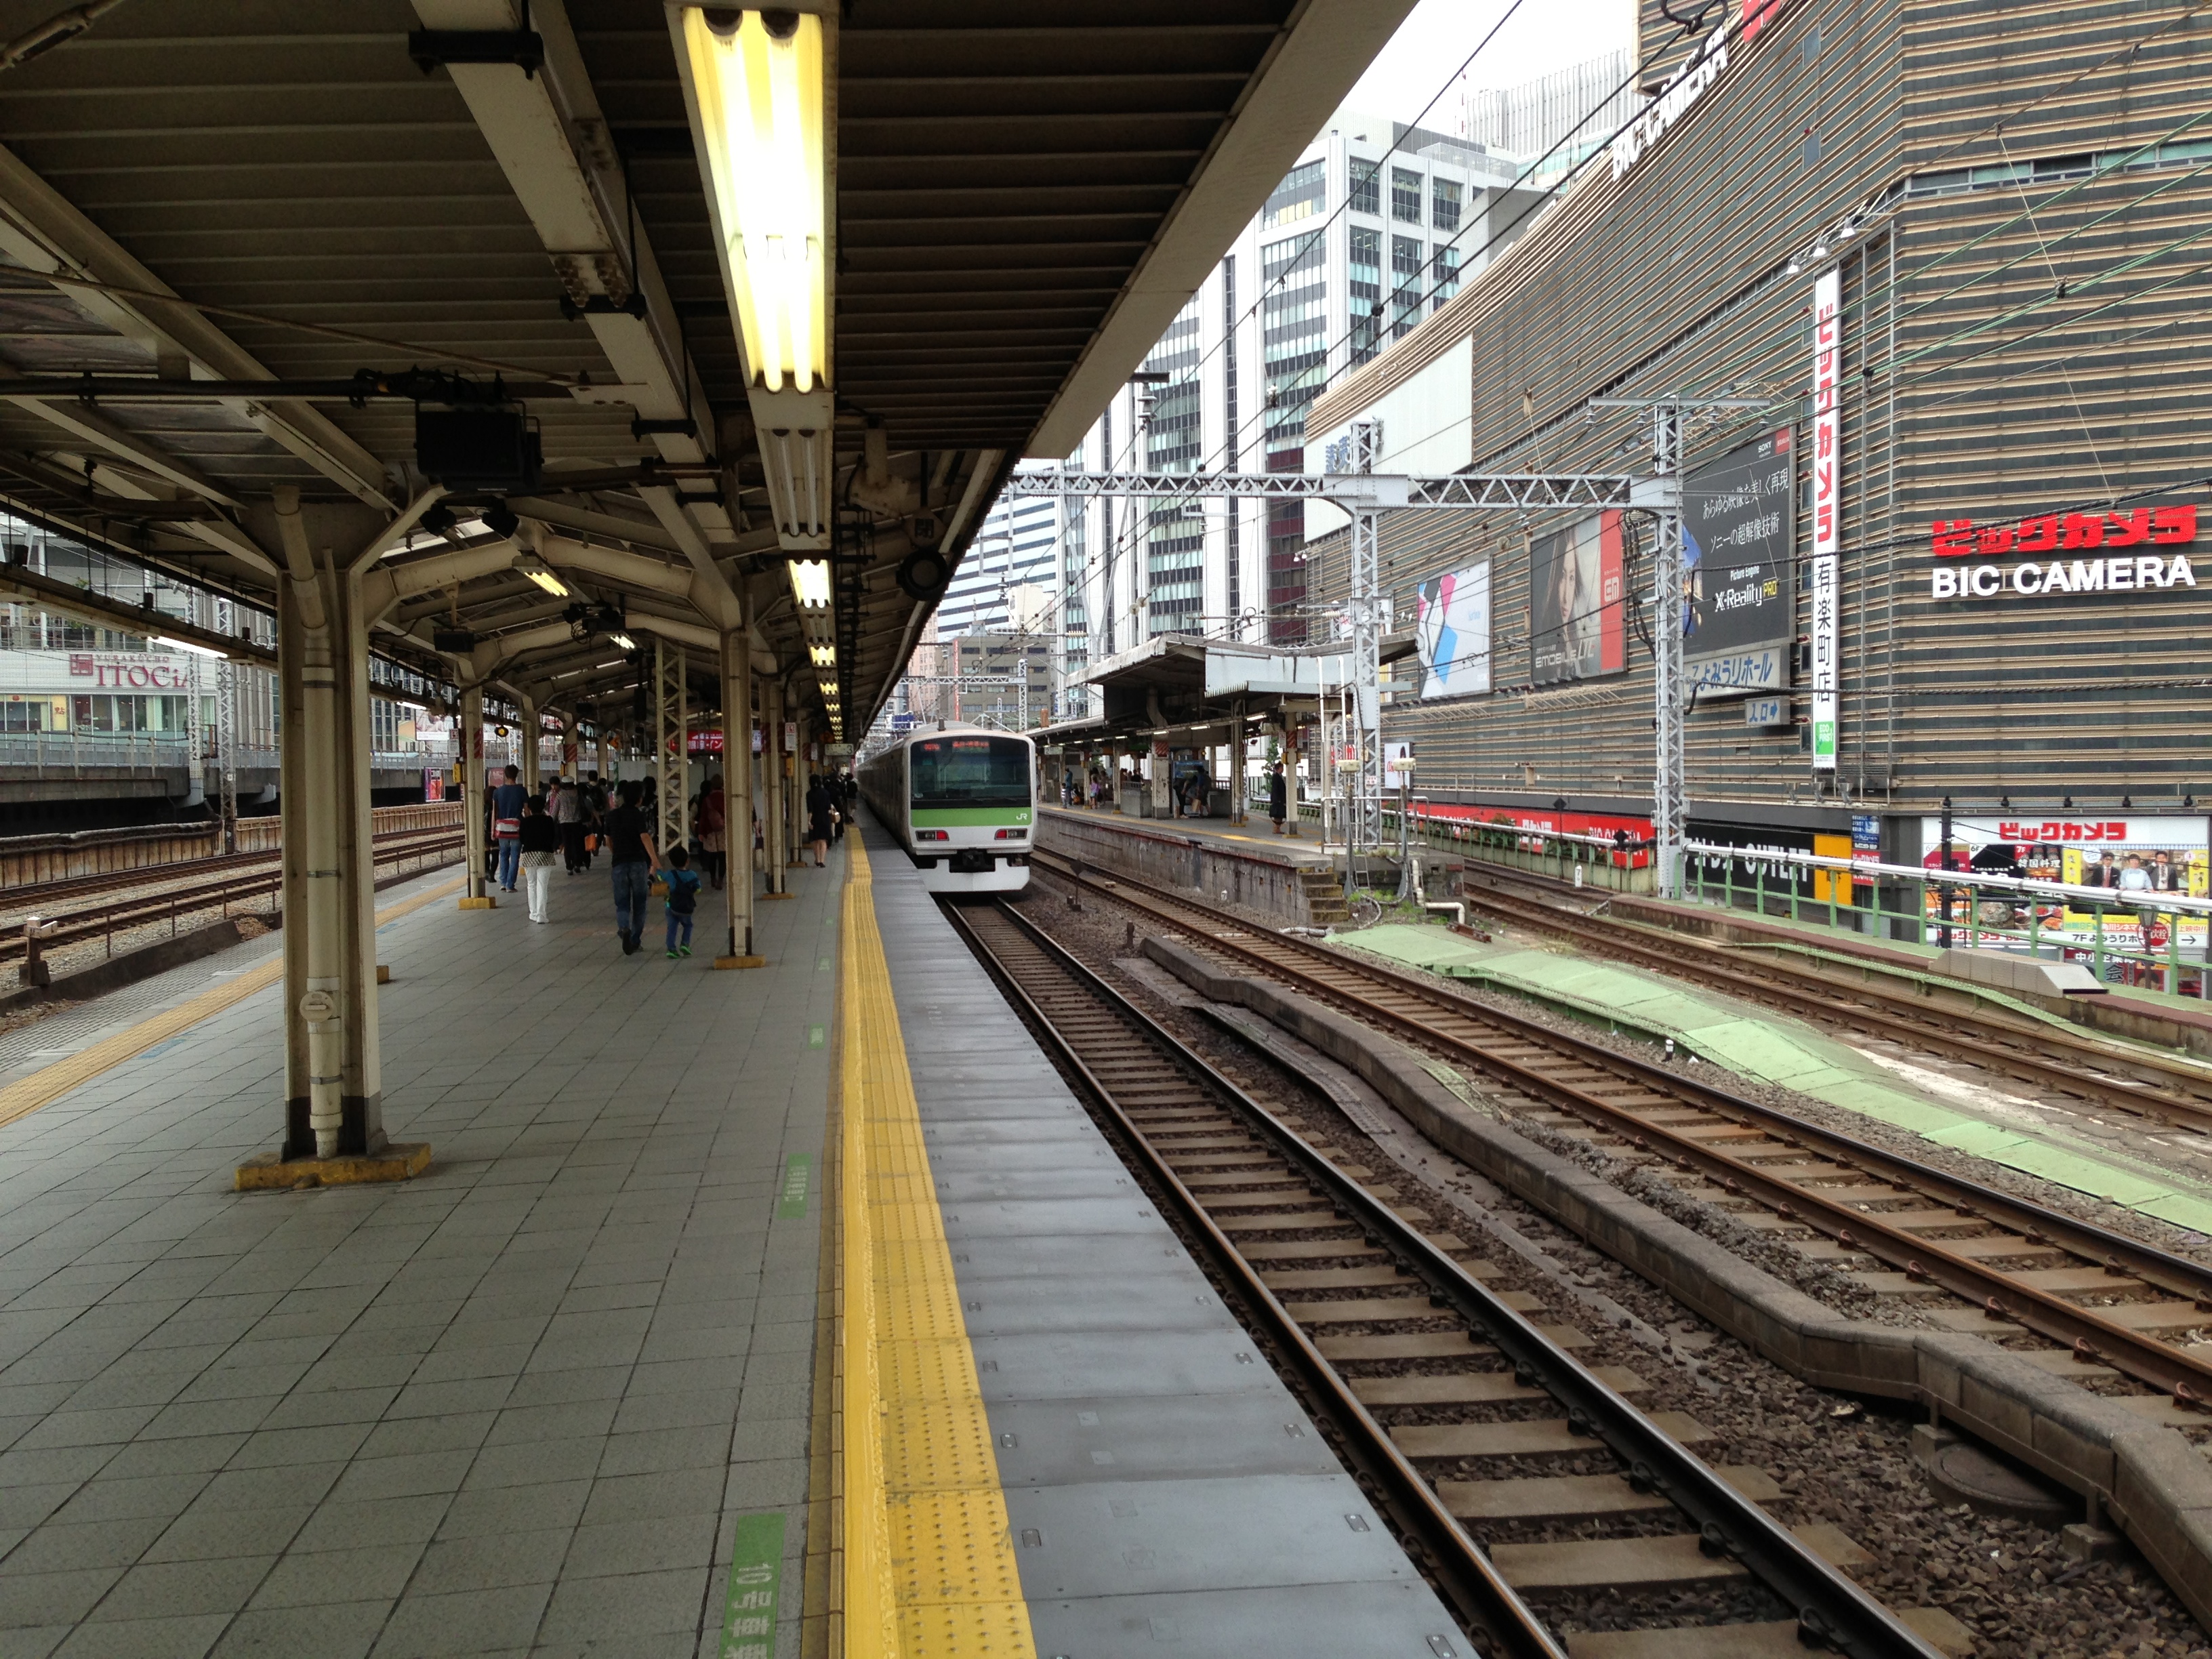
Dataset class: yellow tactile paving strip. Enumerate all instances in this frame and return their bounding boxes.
[839,842,1038,1657]
[0,874,464,1132]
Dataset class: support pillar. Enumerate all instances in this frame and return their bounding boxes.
[594,718,609,783]
[242,489,426,1188]
[519,695,540,794]
[717,624,763,966]
[1230,699,1247,823]
[762,676,788,895]
[459,684,490,905]
[653,640,687,865]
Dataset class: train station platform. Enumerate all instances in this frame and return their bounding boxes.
[1038,806,1359,928]
[0,819,1454,1658]
[0,857,838,1658]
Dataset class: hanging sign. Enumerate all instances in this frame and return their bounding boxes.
[1808,268,1841,773]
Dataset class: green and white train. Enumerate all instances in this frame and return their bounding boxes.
[858,723,1036,894]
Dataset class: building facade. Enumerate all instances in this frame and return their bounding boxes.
[1297,0,2212,869]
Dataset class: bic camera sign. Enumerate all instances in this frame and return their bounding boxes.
[1927,504,2198,600]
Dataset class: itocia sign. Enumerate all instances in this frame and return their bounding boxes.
[68,653,194,689]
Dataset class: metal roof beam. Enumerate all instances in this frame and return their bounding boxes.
[0,144,391,508]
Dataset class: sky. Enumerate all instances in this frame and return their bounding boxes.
[1345,0,1637,131]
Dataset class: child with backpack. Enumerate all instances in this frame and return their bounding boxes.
[662,844,702,958]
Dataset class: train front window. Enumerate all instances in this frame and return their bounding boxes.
[910,737,1029,807]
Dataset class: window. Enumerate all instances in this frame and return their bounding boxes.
[1391,235,1423,337]
[1432,176,1462,233]
[1348,160,1379,216]
[1391,167,1423,223]
[0,697,45,733]
[909,736,1031,807]
[1432,245,1462,310]
[1349,227,1382,366]
[1263,161,1324,228]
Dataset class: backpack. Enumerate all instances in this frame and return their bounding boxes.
[668,870,699,914]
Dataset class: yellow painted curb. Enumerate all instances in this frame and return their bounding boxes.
[0,876,463,1133]
[236,1141,432,1191]
[839,841,1037,1658]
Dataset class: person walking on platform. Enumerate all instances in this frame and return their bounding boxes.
[697,774,727,890]
[1268,761,1289,836]
[552,774,587,874]
[603,778,658,954]
[805,773,834,867]
[518,793,560,924]
[661,844,701,958]
[840,771,858,839]
[492,764,527,892]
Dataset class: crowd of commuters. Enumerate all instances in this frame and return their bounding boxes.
[481,759,862,955]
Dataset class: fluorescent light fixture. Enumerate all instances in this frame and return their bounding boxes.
[682,9,827,394]
[789,558,832,609]
[610,632,637,651]
[153,634,225,659]
[809,644,835,667]
[513,554,571,598]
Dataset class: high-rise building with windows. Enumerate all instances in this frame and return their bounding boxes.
[938,54,1635,723]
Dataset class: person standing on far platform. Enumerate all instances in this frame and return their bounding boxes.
[518,793,560,924]
[1268,762,1289,836]
[805,773,834,867]
[492,764,527,893]
[603,778,659,955]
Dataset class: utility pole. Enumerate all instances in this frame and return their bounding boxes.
[1588,396,1769,899]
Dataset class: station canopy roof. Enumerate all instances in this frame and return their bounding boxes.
[1031,628,1416,748]
[0,0,1411,735]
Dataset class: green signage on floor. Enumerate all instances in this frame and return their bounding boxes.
[777,1153,811,1219]
[807,1023,825,1048]
[718,1511,784,1659]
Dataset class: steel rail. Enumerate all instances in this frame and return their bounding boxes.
[2,824,462,914]
[948,896,1942,1659]
[3,832,464,962]
[1034,853,2212,1405]
[1457,874,2212,1130]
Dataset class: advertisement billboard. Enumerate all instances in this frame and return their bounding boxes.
[1683,428,1794,697]
[1918,815,2209,953]
[1528,512,1626,687]
[1414,560,1491,697]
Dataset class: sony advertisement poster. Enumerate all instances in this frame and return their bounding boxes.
[1415,560,1491,697]
[1683,427,1795,697]
[1528,511,1626,687]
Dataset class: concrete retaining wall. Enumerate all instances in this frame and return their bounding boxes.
[1141,935,2212,1628]
[1038,811,1319,927]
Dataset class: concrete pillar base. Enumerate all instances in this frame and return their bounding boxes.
[236,1142,432,1191]
[760,893,796,901]
[713,954,767,969]
[458,896,497,910]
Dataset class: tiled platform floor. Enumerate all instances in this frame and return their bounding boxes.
[0,848,843,1658]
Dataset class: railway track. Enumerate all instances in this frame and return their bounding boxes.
[945,895,1941,1659]
[3,829,464,966]
[1453,865,2212,1134]
[1030,848,2212,1412]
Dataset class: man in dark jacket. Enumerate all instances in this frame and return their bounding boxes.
[1268,762,1289,836]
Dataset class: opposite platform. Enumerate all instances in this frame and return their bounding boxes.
[852,819,1460,1656]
